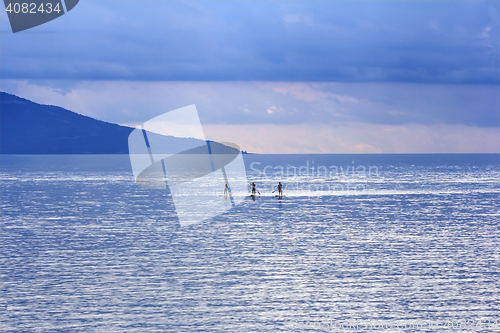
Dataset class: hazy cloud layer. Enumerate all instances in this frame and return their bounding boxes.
[2,80,498,128]
[203,123,500,154]
[1,80,498,153]
[1,1,498,83]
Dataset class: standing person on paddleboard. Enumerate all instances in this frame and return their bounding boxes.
[250,182,258,196]
[277,182,283,198]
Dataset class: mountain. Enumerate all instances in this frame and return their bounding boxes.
[1,92,134,154]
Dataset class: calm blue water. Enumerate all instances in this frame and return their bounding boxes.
[1,154,499,332]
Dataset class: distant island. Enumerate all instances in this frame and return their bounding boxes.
[0,92,248,155]
[1,92,135,154]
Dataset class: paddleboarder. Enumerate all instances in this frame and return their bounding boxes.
[277,182,283,198]
[250,182,258,196]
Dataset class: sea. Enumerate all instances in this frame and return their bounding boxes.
[1,154,499,332]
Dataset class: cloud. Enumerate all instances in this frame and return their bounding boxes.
[258,82,330,102]
[202,123,500,154]
[283,15,300,24]
[258,82,359,103]
[1,79,498,153]
[265,105,285,115]
[0,1,498,83]
[2,80,497,128]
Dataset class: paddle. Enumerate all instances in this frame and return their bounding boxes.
[250,183,260,196]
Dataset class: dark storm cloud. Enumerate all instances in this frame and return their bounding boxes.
[1,1,498,83]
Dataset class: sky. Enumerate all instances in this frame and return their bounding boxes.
[1,0,499,153]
